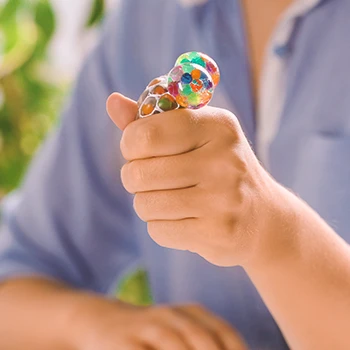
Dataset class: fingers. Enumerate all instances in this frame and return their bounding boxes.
[120,108,212,161]
[133,186,203,222]
[138,323,191,350]
[107,93,138,131]
[121,147,204,193]
[178,305,248,350]
[147,218,200,251]
[162,307,226,350]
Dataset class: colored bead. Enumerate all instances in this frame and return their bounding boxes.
[148,78,161,87]
[158,94,178,111]
[152,85,167,95]
[168,82,179,96]
[169,65,184,81]
[188,51,200,60]
[181,84,193,96]
[203,79,213,90]
[190,79,203,92]
[176,95,189,108]
[191,69,201,80]
[181,73,192,84]
[212,73,220,88]
[141,97,156,116]
[137,89,148,106]
[182,63,194,74]
[205,61,217,74]
[192,56,206,68]
[179,58,190,64]
[187,92,200,105]
[138,52,220,116]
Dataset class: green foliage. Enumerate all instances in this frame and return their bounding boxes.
[118,269,153,306]
[0,0,105,195]
[0,0,58,194]
[0,0,152,304]
[86,0,105,28]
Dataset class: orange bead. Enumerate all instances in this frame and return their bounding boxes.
[152,85,167,95]
[141,103,155,116]
[176,95,188,108]
[191,69,201,80]
[212,72,221,87]
[190,79,203,92]
[148,78,161,87]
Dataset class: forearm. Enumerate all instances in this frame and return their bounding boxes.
[0,277,88,350]
[246,185,350,350]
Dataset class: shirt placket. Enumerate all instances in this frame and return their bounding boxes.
[257,0,323,168]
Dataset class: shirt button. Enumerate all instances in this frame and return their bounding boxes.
[273,44,290,58]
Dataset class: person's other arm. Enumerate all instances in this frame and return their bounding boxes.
[107,93,350,350]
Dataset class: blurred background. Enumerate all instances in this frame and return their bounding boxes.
[0,0,151,305]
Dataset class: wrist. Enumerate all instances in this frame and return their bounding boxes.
[244,177,304,272]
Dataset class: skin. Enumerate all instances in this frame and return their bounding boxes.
[1,1,349,349]
[0,278,247,350]
[106,93,350,350]
[242,0,294,99]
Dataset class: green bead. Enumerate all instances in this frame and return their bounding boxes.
[158,95,177,111]
[180,58,190,64]
[188,51,200,60]
[182,63,194,74]
[188,92,200,105]
[192,57,206,67]
[181,84,193,96]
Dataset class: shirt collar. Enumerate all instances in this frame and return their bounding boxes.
[179,0,325,9]
[272,0,325,51]
[179,0,208,7]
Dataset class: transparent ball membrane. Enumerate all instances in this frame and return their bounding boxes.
[137,52,220,118]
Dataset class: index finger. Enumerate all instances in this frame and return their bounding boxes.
[120,108,212,161]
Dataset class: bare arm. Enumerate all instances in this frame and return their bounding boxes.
[0,278,247,350]
[246,185,350,350]
[0,278,84,349]
[106,94,350,350]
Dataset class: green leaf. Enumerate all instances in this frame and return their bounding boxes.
[0,0,22,24]
[86,0,105,28]
[35,0,56,42]
[117,270,153,306]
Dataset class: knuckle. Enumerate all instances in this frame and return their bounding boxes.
[133,162,147,184]
[140,123,158,150]
[141,323,169,341]
[232,148,249,174]
[122,161,148,194]
[220,110,242,141]
[155,306,177,319]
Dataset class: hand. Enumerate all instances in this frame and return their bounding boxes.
[107,93,282,268]
[74,296,247,350]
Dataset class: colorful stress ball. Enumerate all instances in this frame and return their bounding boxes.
[137,52,220,118]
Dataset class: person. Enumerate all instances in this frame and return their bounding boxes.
[1,0,350,349]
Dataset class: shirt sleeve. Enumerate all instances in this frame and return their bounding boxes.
[0,5,141,294]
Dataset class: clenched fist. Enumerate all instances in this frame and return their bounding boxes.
[107,93,281,268]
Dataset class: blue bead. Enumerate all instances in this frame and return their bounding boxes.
[203,79,213,89]
[181,73,192,84]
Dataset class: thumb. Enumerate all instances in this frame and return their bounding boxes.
[106,93,138,131]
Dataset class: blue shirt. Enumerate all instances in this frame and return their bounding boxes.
[1,0,350,349]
